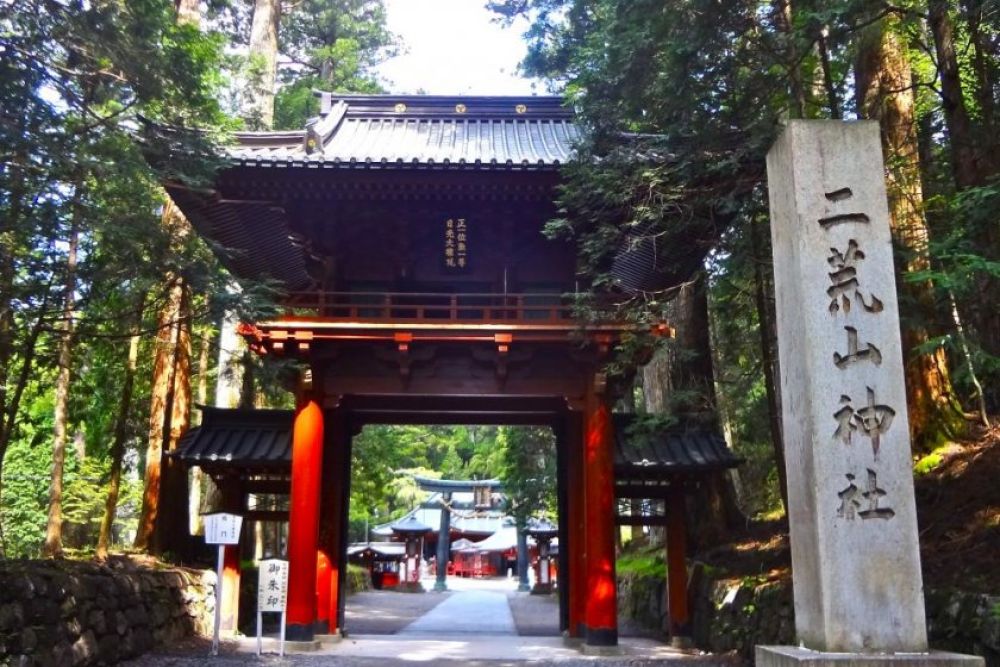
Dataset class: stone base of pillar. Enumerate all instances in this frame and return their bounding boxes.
[530,583,553,595]
[581,624,618,648]
[756,646,984,667]
[314,632,343,644]
[670,635,694,649]
[286,624,315,642]
[396,581,426,593]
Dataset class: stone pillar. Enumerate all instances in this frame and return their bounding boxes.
[286,396,324,641]
[759,121,982,667]
[582,383,617,647]
[435,493,451,592]
[665,484,691,646]
[516,522,530,592]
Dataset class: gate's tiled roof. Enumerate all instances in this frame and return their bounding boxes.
[228,94,580,170]
[612,414,742,479]
[174,408,740,479]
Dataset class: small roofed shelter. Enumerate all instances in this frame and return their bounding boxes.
[612,414,742,646]
[347,542,405,589]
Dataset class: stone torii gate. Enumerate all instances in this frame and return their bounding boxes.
[410,476,505,592]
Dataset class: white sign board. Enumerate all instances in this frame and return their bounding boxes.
[257,559,289,612]
[256,559,289,656]
[205,512,243,545]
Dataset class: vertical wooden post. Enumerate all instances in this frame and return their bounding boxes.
[565,411,586,639]
[555,419,570,634]
[666,483,692,645]
[286,396,324,641]
[583,383,617,647]
[319,410,348,636]
[335,424,354,633]
[219,476,243,636]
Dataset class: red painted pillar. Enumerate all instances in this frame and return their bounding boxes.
[316,551,331,633]
[566,412,586,638]
[286,397,324,640]
[666,483,692,645]
[583,387,617,646]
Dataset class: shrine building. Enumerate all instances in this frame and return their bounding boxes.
[167,94,740,648]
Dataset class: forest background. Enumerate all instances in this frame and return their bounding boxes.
[0,0,997,562]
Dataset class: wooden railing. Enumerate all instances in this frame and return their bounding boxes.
[280,291,584,324]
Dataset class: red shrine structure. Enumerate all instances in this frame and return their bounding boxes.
[168,94,740,648]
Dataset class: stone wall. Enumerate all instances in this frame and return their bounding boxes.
[618,567,1000,666]
[0,558,214,667]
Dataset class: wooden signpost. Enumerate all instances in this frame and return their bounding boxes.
[204,512,243,656]
[256,558,289,656]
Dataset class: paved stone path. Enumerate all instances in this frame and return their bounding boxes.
[125,579,738,664]
[400,588,517,635]
[344,589,453,635]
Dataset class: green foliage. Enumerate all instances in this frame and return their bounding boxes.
[273,0,397,129]
[349,425,504,526]
[499,427,557,524]
[616,550,667,579]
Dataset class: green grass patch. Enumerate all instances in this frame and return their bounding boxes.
[914,443,955,475]
[617,548,666,579]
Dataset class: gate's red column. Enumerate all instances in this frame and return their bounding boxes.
[666,483,692,646]
[583,384,618,647]
[286,396,324,641]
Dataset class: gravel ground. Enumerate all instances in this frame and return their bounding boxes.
[344,589,453,635]
[122,636,739,667]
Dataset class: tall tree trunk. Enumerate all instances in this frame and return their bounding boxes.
[153,285,192,556]
[133,0,201,556]
[929,0,980,189]
[189,325,212,537]
[135,276,183,551]
[773,0,807,118]
[928,0,997,415]
[965,1,997,140]
[750,216,788,511]
[42,210,81,559]
[175,0,199,25]
[97,304,143,560]
[644,277,741,548]
[855,17,965,450]
[247,0,280,130]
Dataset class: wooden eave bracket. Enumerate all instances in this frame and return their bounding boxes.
[494,333,512,384]
[395,332,413,382]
